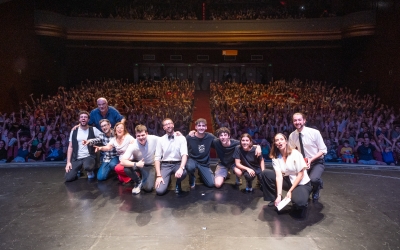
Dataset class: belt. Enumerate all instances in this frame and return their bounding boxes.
[161,161,181,164]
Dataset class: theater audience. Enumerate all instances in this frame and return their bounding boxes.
[1,76,398,167]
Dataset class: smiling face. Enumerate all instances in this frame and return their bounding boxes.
[100,121,111,134]
[293,114,306,131]
[115,124,125,136]
[162,119,174,135]
[219,132,230,146]
[274,133,287,152]
[135,131,148,145]
[195,122,207,135]
[240,135,252,151]
[97,98,108,113]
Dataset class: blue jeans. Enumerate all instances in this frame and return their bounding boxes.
[97,156,120,181]
[186,158,215,188]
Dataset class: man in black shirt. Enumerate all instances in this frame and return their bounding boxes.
[186,118,215,188]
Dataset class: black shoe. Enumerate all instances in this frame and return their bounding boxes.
[290,206,308,220]
[268,201,275,207]
[175,183,182,194]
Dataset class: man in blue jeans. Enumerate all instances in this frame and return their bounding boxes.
[83,119,119,181]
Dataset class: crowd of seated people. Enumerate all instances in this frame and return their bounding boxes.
[210,79,400,165]
[37,0,337,20]
[0,78,194,163]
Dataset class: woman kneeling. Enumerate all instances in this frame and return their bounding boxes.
[259,133,312,219]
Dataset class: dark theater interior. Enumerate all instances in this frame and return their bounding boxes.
[0,0,400,249]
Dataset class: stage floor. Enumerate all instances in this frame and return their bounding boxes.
[0,164,399,250]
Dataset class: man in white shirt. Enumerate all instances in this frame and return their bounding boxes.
[288,113,327,201]
[65,111,102,182]
[154,118,188,195]
[120,125,158,194]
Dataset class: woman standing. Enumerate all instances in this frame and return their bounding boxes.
[233,133,264,192]
[259,133,312,219]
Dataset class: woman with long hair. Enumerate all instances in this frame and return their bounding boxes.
[96,122,138,186]
[259,133,312,219]
[233,133,264,192]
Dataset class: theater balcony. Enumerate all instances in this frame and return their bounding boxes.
[34,10,376,43]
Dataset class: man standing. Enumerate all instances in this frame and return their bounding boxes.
[186,118,215,188]
[120,125,158,194]
[65,111,102,182]
[89,97,125,130]
[83,119,119,181]
[288,113,327,201]
[154,118,188,195]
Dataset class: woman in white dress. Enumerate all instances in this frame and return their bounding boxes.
[259,133,312,218]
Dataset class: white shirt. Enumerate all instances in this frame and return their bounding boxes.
[109,134,135,160]
[288,126,327,159]
[69,126,102,159]
[121,135,159,165]
[272,149,310,185]
[155,134,188,162]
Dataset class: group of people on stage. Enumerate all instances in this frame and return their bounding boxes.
[64,97,327,219]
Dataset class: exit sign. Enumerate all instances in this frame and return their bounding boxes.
[222,50,238,56]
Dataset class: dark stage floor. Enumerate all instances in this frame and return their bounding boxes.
[0,163,400,250]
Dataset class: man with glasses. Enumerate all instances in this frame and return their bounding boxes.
[154,118,188,195]
[83,119,119,181]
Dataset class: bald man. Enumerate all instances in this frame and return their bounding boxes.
[89,97,125,130]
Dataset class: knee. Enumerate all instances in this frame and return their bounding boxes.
[215,182,223,188]
[156,189,166,196]
[114,164,124,173]
[310,177,321,184]
[64,174,77,182]
[97,173,107,181]
[186,162,196,173]
[292,197,309,208]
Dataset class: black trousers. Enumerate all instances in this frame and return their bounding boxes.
[308,159,325,192]
[259,169,312,208]
[64,156,96,182]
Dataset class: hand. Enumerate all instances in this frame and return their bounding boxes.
[247,168,256,177]
[175,167,184,178]
[274,195,282,207]
[71,125,79,131]
[174,131,182,136]
[306,158,311,169]
[155,176,165,189]
[65,162,72,173]
[93,145,102,153]
[188,130,195,137]
[254,145,262,157]
[136,159,145,168]
[82,140,89,146]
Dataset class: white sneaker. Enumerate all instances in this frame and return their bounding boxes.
[87,171,95,179]
[132,181,143,194]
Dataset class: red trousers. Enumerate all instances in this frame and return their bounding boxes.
[115,163,131,183]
